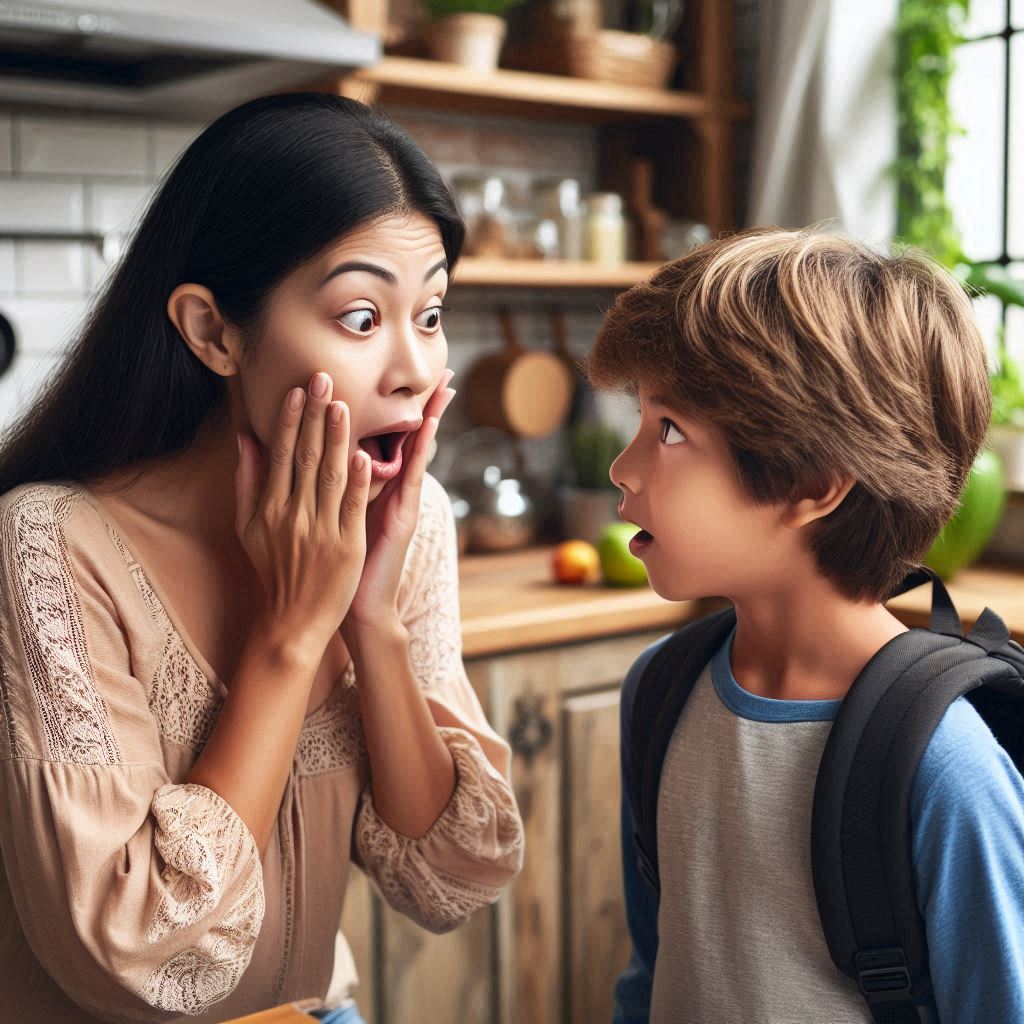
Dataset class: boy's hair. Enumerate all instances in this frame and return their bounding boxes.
[586,227,992,603]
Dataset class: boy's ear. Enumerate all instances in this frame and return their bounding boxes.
[781,475,856,530]
[167,283,243,377]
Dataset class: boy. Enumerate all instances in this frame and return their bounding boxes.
[588,228,1024,1023]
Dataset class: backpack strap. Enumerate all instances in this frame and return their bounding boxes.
[812,567,1023,1023]
[629,607,737,893]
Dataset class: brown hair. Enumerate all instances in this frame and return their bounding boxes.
[586,227,992,602]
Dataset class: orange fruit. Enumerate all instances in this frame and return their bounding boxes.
[552,539,600,584]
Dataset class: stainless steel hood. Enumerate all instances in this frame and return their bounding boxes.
[0,0,380,116]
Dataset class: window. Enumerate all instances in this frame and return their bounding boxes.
[947,0,1024,364]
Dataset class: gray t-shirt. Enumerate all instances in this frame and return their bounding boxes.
[651,649,869,1023]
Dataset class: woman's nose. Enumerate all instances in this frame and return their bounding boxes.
[381,325,434,396]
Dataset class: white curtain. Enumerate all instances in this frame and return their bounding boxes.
[747,0,900,244]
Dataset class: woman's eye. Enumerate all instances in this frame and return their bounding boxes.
[659,418,687,445]
[414,305,445,332]
[337,309,376,334]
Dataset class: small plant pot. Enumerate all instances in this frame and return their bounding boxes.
[990,424,1024,493]
[559,486,621,545]
[426,13,507,72]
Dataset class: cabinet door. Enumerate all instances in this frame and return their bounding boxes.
[478,631,667,1024]
[564,688,632,1024]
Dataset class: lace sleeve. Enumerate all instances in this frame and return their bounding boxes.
[0,486,264,1021]
[353,475,524,933]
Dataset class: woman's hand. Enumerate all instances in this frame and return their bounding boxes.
[234,372,371,658]
[342,369,456,639]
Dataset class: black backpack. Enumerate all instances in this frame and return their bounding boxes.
[628,566,1024,1024]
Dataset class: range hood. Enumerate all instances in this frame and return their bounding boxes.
[0,0,379,116]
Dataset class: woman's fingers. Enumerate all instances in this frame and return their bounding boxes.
[341,450,372,537]
[264,387,305,508]
[293,372,333,512]
[421,368,455,422]
[318,400,350,523]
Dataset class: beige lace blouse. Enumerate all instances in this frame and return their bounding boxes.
[0,473,524,1023]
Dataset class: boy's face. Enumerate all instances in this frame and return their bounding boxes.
[611,386,800,603]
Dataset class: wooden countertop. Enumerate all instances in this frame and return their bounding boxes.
[458,548,1024,658]
[457,546,698,658]
[885,561,1024,641]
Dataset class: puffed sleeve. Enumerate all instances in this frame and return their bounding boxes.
[0,486,265,1022]
[352,473,524,934]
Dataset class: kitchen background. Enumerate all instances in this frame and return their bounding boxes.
[1,1,1023,1023]
[0,0,759,515]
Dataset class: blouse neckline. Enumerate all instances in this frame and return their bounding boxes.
[72,481,351,721]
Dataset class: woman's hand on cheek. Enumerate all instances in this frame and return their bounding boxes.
[341,369,456,641]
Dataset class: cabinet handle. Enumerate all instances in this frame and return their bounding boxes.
[509,696,553,764]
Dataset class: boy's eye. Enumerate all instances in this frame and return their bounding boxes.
[659,418,687,445]
[414,305,445,332]
[337,308,377,334]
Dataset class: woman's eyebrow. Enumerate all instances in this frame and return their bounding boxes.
[320,261,398,287]
[318,257,449,289]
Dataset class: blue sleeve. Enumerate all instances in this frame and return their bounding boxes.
[911,698,1024,1023]
[613,637,670,1024]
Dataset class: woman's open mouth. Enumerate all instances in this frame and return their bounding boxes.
[629,529,655,557]
[357,431,409,481]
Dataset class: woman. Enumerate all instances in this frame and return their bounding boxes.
[0,94,524,1023]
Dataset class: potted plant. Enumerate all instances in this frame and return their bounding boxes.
[559,420,626,544]
[422,0,522,72]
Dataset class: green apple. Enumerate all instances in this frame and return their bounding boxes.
[924,449,1006,581]
[597,522,649,587]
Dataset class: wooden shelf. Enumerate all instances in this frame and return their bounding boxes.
[451,257,660,288]
[328,56,750,123]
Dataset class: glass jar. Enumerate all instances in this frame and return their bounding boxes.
[585,192,628,264]
[451,173,511,258]
[531,178,585,260]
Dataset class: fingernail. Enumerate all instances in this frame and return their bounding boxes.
[310,373,328,398]
[289,388,304,410]
[443,369,455,386]
[236,434,243,458]
[328,403,343,425]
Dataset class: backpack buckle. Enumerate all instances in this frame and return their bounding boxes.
[854,947,914,1004]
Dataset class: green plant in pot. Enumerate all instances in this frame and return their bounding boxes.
[921,263,1024,579]
[894,0,1011,579]
[559,420,626,545]
[423,0,522,72]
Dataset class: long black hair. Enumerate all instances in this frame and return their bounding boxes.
[0,93,465,496]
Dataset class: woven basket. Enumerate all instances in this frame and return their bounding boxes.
[568,30,677,87]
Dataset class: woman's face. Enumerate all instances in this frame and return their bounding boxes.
[235,211,450,502]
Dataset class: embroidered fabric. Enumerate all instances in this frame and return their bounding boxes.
[0,486,265,1014]
[296,663,367,776]
[404,476,464,694]
[1,486,121,765]
[354,727,525,933]
[144,783,265,1012]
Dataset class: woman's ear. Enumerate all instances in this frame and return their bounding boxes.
[781,475,856,530]
[167,283,242,377]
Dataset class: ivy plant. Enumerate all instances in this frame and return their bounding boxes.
[895,0,1024,427]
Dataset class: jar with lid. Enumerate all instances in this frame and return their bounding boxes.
[530,177,585,260]
[451,173,511,258]
[585,192,628,264]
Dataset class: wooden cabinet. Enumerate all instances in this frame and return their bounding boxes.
[341,628,675,1024]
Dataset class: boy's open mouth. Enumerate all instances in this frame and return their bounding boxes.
[629,528,655,557]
